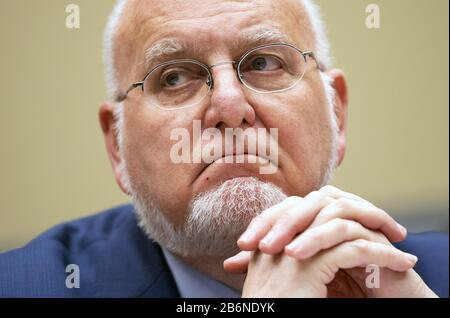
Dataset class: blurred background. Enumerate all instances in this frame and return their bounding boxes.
[0,0,448,251]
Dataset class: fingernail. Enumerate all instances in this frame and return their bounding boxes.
[405,253,418,265]
[286,244,310,259]
[285,241,299,252]
[397,223,407,235]
[261,231,275,247]
[238,231,253,243]
[285,245,300,258]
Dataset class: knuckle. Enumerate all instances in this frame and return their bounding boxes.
[321,185,338,194]
[285,208,299,220]
[333,218,349,233]
[330,200,345,213]
[272,213,295,231]
[313,211,328,225]
[283,214,302,233]
[314,202,344,225]
[373,232,390,245]
[253,213,269,224]
[335,197,352,210]
[320,195,335,206]
[351,239,371,254]
[308,228,323,243]
[377,208,392,224]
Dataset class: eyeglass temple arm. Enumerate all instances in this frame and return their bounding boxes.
[303,51,325,72]
[115,81,144,103]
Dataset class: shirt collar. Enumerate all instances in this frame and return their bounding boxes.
[161,248,240,298]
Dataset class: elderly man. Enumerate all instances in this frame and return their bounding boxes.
[0,0,448,298]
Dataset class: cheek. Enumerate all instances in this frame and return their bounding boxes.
[125,114,170,176]
[251,83,334,192]
[122,108,197,223]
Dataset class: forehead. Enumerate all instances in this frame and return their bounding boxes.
[126,0,311,42]
[115,0,314,81]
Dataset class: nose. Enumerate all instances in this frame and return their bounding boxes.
[204,63,256,129]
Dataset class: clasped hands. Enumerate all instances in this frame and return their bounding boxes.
[223,186,437,298]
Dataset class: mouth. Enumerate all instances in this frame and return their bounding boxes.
[195,152,274,181]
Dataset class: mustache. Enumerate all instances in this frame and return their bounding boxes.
[169,121,280,175]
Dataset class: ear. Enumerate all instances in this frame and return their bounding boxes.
[99,102,130,195]
[326,69,348,167]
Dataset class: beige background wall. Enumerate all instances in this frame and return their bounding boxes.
[0,0,448,251]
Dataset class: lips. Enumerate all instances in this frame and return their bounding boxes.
[212,153,269,164]
[196,151,272,179]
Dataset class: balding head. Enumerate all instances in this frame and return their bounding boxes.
[99,0,347,258]
[103,0,331,101]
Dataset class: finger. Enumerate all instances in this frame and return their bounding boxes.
[239,185,351,250]
[319,239,418,285]
[257,185,373,254]
[257,190,337,254]
[285,218,381,260]
[310,197,407,243]
[223,251,252,274]
[318,185,370,204]
[261,187,407,254]
[237,196,303,250]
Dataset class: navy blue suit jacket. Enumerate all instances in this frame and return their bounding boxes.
[0,204,448,297]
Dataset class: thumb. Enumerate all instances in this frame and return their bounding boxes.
[223,251,251,274]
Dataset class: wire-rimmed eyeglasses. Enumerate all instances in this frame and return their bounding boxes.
[115,42,323,110]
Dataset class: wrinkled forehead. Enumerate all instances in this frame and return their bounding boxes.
[114,0,314,83]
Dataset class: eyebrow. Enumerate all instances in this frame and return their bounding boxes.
[143,27,290,70]
[234,27,290,48]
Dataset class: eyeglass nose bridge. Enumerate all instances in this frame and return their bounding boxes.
[209,60,236,68]
[207,60,244,89]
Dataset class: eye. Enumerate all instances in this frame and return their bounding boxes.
[160,70,189,88]
[247,55,282,72]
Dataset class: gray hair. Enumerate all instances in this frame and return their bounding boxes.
[103,0,337,194]
[103,1,338,255]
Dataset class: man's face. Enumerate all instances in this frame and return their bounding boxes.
[111,0,344,228]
